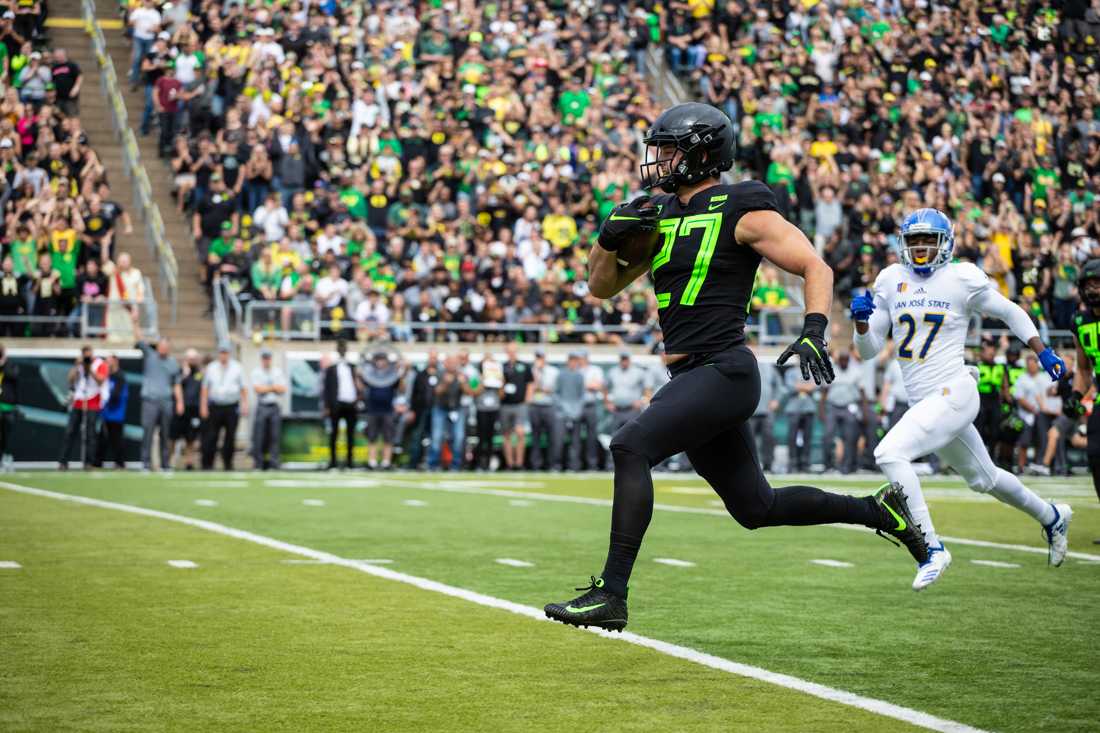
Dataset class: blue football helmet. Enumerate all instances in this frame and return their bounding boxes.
[899,208,954,276]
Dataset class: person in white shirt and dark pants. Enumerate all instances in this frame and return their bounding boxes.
[251,347,286,470]
[201,344,248,470]
[322,339,361,469]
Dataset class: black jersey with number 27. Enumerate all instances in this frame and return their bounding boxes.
[646,180,779,354]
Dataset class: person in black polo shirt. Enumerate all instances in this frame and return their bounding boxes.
[81,194,130,265]
[499,342,533,471]
[50,48,82,117]
[192,173,239,265]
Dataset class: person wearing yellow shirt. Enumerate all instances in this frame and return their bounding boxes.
[541,197,578,250]
[269,240,302,272]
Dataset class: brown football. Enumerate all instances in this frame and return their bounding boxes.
[613,228,660,269]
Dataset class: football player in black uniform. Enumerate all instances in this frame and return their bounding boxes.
[544,103,930,631]
[1069,258,1100,543]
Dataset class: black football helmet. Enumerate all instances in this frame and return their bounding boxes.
[640,103,735,193]
[1078,257,1100,308]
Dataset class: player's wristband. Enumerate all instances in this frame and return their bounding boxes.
[802,313,828,339]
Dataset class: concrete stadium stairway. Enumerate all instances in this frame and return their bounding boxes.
[50,0,212,350]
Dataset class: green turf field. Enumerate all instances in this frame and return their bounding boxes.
[1,471,1097,732]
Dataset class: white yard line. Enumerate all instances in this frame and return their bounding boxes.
[0,480,989,733]
[811,559,855,569]
[381,479,1100,563]
[495,558,534,568]
[653,558,696,568]
[194,499,218,507]
[166,560,198,569]
[970,560,1021,569]
[0,560,22,569]
[302,499,326,507]
[402,499,429,507]
[283,558,394,566]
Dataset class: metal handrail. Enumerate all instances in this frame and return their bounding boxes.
[236,299,797,346]
[211,276,232,346]
[0,279,158,339]
[82,0,178,324]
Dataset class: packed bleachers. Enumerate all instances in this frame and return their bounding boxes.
[663,1,1100,336]
[124,0,1100,349]
[0,1,148,339]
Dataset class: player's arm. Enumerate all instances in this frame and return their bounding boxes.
[970,287,1066,380]
[588,197,659,299]
[1074,340,1092,397]
[737,210,835,384]
[587,245,651,299]
[737,211,832,316]
[852,293,890,361]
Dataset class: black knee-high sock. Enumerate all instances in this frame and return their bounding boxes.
[1090,459,1100,504]
[600,446,653,596]
[765,485,885,529]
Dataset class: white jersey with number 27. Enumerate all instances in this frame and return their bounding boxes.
[864,262,1035,403]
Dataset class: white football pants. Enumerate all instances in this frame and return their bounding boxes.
[873,371,1053,547]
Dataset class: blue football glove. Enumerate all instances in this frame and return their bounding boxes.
[850,290,875,322]
[1038,347,1067,382]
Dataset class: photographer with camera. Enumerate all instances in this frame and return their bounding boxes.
[60,345,107,469]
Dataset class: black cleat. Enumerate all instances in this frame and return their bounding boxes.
[873,482,930,564]
[544,576,628,632]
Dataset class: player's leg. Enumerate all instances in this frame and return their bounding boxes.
[687,421,905,535]
[544,353,758,631]
[1088,406,1100,506]
[873,378,980,589]
[937,424,1070,565]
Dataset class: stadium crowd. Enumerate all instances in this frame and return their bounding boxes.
[0,1,146,339]
[120,0,1100,347]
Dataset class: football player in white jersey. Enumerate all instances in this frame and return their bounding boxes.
[851,208,1073,590]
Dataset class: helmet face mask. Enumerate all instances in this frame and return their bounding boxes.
[1082,278,1100,308]
[1078,259,1100,308]
[898,208,954,276]
[639,142,681,192]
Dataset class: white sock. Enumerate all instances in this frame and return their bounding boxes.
[990,469,1055,526]
[880,460,940,547]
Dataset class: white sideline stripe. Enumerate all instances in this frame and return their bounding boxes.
[0,560,22,569]
[283,558,394,566]
[194,499,218,507]
[302,499,326,507]
[970,560,1020,569]
[383,479,1100,562]
[653,557,696,568]
[495,558,534,568]
[0,481,989,733]
[508,499,533,507]
[403,499,428,507]
[166,560,198,569]
[811,559,854,569]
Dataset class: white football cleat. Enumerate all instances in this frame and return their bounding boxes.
[1043,503,1073,567]
[912,546,952,591]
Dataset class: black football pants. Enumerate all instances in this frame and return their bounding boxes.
[1087,405,1100,504]
[600,345,884,594]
